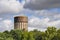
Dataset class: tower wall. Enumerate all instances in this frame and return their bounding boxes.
[14,16,28,31]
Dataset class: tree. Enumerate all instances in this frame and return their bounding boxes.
[45,27,57,40]
[5,37,13,40]
[21,31,28,40]
[32,29,42,40]
[28,32,35,40]
[0,26,60,40]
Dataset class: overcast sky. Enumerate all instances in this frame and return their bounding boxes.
[0,0,60,32]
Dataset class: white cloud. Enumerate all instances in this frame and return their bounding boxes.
[54,14,60,19]
[28,16,60,31]
[1,16,60,32]
[47,20,60,27]
[0,0,23,13]
[0,19,13,32]
[28,9,60,21]
[0,18,3,20]
[28,27,36,31]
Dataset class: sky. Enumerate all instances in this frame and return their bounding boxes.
[0,0,60,32]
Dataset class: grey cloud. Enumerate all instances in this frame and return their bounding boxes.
[24,0,60,10]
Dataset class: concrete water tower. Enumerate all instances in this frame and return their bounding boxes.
[14,16,28,31]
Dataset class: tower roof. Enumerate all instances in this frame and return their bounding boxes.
[14,16,27,18]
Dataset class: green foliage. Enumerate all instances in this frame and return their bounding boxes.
[0,27,60,40]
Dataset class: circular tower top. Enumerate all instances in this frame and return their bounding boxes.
[14,16,28,23]
[14,16,28,18]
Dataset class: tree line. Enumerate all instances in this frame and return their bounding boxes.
[0,27,60,40]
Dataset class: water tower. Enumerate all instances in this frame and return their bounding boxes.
[14,16,28,31]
